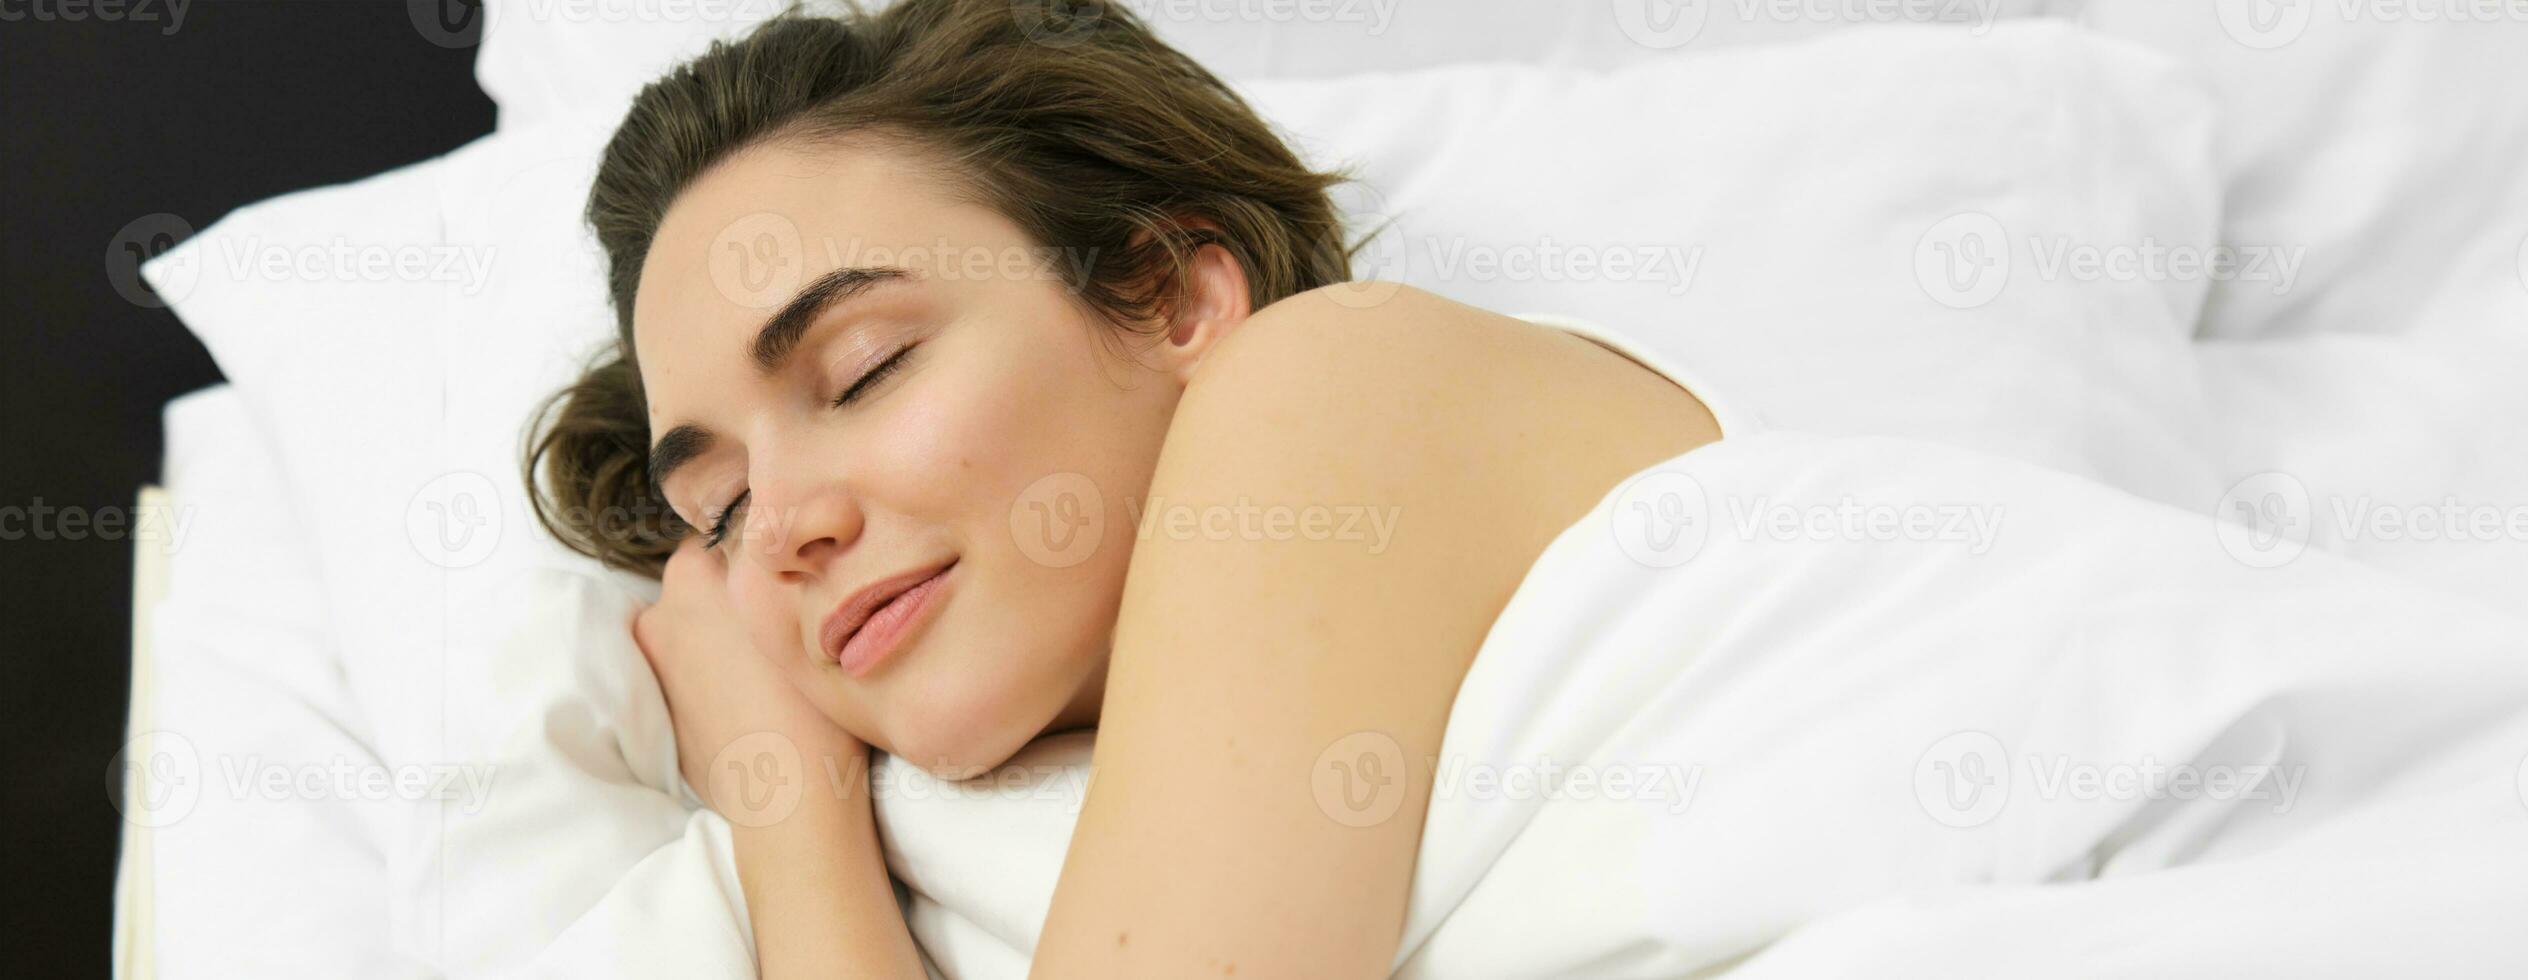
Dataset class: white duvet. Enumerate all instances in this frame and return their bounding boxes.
[519,431,2528,978]
[124,5,2528,976]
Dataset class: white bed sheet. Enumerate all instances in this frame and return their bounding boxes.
[120,3,2528,976]
[119,385,431,978]
[529,432,2528,979]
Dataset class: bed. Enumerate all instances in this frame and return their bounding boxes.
[115,2,2528,976]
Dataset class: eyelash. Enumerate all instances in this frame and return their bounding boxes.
[701,343,918,551]
[703,489,749,550]
[830,343,917,409]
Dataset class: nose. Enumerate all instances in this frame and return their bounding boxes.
[737,459,864,582]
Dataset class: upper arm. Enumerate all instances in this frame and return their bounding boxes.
[1027,286,1557,979]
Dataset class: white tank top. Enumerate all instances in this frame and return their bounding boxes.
[1509,311,1766,439]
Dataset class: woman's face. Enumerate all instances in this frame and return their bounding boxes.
[632,139,1242,776]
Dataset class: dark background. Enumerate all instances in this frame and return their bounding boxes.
[1,1,495,970]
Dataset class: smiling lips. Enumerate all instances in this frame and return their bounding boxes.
[820,559,957,677]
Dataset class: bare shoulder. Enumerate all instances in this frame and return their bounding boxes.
[1176,282,1718,556]
[1028,285,1720,976]
[1142,281,1593,643]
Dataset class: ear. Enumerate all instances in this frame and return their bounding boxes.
[1138,217,1251,386]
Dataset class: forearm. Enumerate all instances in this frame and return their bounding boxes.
[729,749,927,980]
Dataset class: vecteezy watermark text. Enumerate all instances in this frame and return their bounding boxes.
[1123,495,1402,553]
[110,732,499,828]
[2218,0,2528,49]
[1,0,190,34]
[1608,468,2007,569]
[1311,731,1702,828]
[709,211,1100,309]
[0,498,195,554]
[1914,730,2308,829]
[1615,0,2004,49]
[2215,471,2528,568]
[1915,212,2305,310]
[1425,237,1703,295]
[212,236,500,296]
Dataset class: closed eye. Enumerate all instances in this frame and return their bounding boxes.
[831,343,918,409]
[691,345,915,549]
[704,489,750,550]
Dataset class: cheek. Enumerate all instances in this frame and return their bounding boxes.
[861,382,1004,512]
[867,339,1089,516]
[725,570,806,665]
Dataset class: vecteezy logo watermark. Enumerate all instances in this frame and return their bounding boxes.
[845,755,1097,813]
[1612,0,1713,48]
[1612,477,2007,570]
[1723,495,2005,554]
[407,471,504,570]
[107,213,197,308]
[2220,0,2528,49]
[1009,0,1106,46]
[408,0,484,47]
[1914,731,2010,829]
[1611,468,1712,568]
[1311,731,1703,827]
[2215,471,2313,569]
[1011,471,1107,568]
[708,731,806,828]
[2216,0,2314,48]
[1009,474,1404,566]
[710,211,805,309]
[2217,470,2528,567]
[2,0,191,34]
[1313,730,1408,828]
[1915,211,2011,309]
[1915,731,2308,829]
[109,731,501,826]
[108,731,202,828]
[1915,212,2306,310]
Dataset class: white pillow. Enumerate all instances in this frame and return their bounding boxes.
[470,0,2077,131]
[2077,1,2528,342]
[143,21,2219,966]
[141,387,431,977]
[1242,23,2223,504]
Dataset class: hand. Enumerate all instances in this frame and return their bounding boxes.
[637,541,926,978]
[634,537,863,817]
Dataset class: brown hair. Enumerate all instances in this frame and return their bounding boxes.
[525,0,1364,577]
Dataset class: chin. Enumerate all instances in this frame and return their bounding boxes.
[879,664,1059,782]
[891,724,1038,783]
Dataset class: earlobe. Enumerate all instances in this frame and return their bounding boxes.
[1160,231,1253,386]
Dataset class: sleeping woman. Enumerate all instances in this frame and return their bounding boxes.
[522,0,2528,976]
[528,1,1731,974]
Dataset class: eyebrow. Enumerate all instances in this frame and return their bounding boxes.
[750,264,914,374]
[647,264,915,492]
[647,424,713,500]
